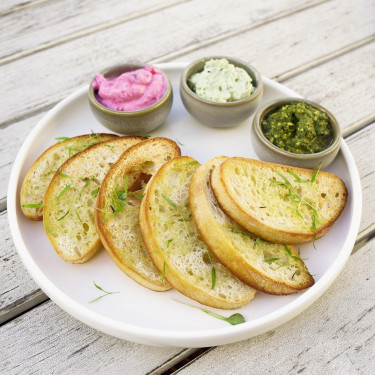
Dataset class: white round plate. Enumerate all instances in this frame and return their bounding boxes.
[8,63,361,347]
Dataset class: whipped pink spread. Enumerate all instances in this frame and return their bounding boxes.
[92,66,167,111]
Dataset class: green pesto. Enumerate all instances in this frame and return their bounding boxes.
[261,102,333,154]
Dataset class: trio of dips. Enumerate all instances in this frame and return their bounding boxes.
[92,58,333,155]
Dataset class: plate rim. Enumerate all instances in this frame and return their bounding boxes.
[7,63,362,347]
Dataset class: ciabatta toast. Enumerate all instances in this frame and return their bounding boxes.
[20,133,117,220]
[95,137,181,291]
[189,156,314,294]
[139,156,256,309]
[43,136,144,263]
[210,157,348,244]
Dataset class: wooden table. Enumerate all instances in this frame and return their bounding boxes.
[1,0,374,373]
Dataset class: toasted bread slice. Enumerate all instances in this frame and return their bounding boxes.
[139,156,256,309]
[211,157,348,244]
[43,136,145,263]
[20,133,117,220]
[95,138,181,292]
[189,156,314,295]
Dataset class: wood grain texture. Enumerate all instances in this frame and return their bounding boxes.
[176,237,375,375]
[345,123,375,234]
[0,0,321,124]
[0,301,184,375]
[0,0,187,61]
[0,0,50,15]
[163,0,375,78]
[0,210,42,323]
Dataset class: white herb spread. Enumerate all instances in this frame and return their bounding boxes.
[187,58,254,102]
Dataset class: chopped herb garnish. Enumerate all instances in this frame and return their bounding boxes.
[162,261,166,282]
[73,207,82,222]
[271,170,319,232]
[115,175,129,201]
[90,129,98,139]
[284,245,305,263]
[174,300,245,325]
[178,160,199,167]
[80,177,94,197]
[45,222,53,235]
[89,281,119,303]
[310,163,322,184]
[287,169,310,183]
[58,168,70,178]
[264,257,280,263]
[229,227,263,245]
[57,209,70,221]
[55,136,70,142]
[57,184,71,200]
[104,144,115,152]
[22,203,44,208]
[161,239,173,251]
[91,188,99,197]
[162,194,177,208]
[211,266,216,289]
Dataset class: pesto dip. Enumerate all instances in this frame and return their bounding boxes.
[187,58,254,102]
[261,102,333,154]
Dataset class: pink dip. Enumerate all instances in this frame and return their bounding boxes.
[92,66,167,111]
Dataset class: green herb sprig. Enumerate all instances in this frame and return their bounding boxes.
[174,300,245,325]
[89,282,119,303]
[270,170,319,232]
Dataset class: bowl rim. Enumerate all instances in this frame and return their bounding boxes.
[180,56,263,107]
[253,97,342,160]
[88,63,172,117]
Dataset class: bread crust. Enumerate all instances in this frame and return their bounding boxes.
[211,157,348,244]
[190,156,314,295]
[43,136,144,263]
[95,137,180,291]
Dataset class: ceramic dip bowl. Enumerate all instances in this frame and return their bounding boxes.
[180,56,263,128]
[251,97,341,169]
[88,63,173,135]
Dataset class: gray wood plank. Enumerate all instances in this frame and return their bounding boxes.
[159,0,375,75]
[177,236,375,375]
[0,0,325,125]
[345,123,375,235]
[0,300,186,375]
[0,0,186,61]
[0,210,42,324]
[0,0,50,15]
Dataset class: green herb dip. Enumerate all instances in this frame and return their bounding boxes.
[187,58,254,102]
[261,102,333,154]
